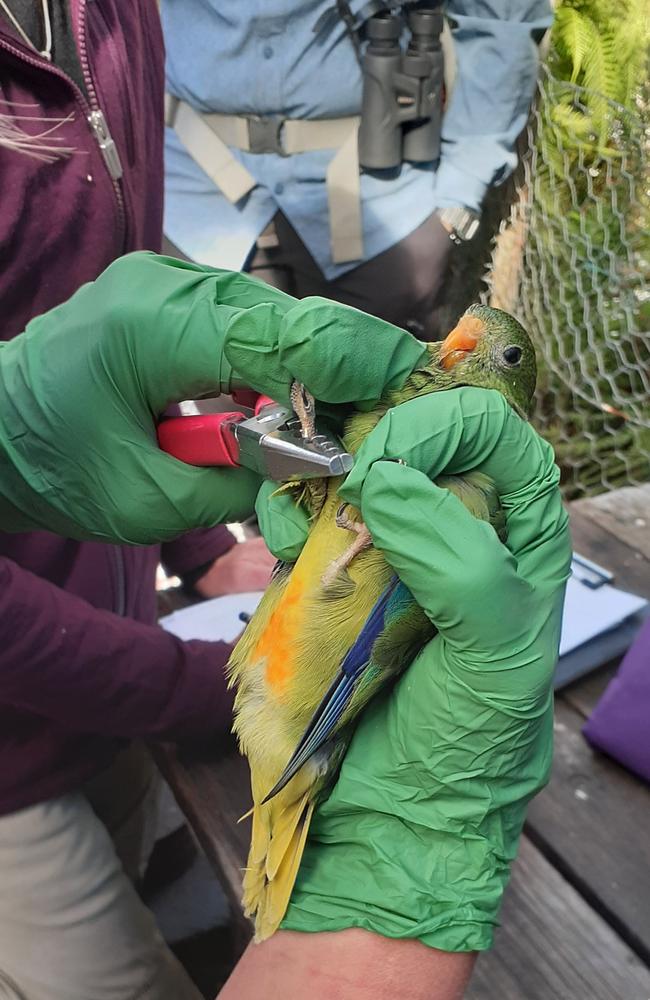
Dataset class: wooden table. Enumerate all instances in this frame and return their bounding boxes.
[157,484,650,998]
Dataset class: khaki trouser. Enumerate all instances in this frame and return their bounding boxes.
[0,746,201,1000]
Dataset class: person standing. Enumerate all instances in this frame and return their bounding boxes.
[0,3,272,997]
[162,0,552,339]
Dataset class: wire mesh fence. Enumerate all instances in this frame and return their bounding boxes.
[485,66,650,500]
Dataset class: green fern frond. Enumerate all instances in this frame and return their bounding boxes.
[580,24,614,95]
[554,6,591,83]
[552,1,646,110]
[550,103,595,138]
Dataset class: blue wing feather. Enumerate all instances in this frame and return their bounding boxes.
[262,575,409,803]
[340,574,401,677]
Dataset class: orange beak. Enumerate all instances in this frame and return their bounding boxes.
[439,316,485,370]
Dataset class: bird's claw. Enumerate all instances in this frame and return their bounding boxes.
[335,503,368,537]
[335,503,352,530]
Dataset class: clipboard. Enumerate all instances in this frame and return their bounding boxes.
[554,554,649,689]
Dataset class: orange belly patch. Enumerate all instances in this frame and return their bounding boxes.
[254,569,306,692]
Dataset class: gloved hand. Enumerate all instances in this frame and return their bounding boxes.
[0,252,425,544]
[262,387,571,951]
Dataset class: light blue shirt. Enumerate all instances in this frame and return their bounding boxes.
[162,0,552,277]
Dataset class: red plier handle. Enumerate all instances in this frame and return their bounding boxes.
[157,394,273,468]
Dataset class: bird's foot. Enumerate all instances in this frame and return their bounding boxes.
[321,505,373,589]
[290,382,316,439]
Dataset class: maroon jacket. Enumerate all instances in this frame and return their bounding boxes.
[0,0,236,816]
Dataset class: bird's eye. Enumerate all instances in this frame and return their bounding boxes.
[503,345,522,366]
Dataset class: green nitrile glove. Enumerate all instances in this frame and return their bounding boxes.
[224,294,426,411]
[0,252,424,544]
[255,480,310,564]
[279,387,571,951]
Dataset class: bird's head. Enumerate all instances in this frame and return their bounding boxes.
[431,304,537,418]
[346,305,538,455]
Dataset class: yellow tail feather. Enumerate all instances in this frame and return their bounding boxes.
[265,790,311,882]
[242,769,317,941]
[255,799,314,942]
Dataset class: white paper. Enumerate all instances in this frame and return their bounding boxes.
[559,576,647,657]
[159,591,264,643]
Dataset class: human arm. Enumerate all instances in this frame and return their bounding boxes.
[435,0,553,213]
[245,388,570,996]
[161,525,236,582]
[0,251,425,544]
[0,555,235,740]
[219,928,474,1000]
[161,523,275,600]
[188,536,277,599]
[162,528,276,599]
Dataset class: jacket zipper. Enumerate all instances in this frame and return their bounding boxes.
[90,0,136,166]
[75,0,130,619]
[76,0,126,250]
[0,12,128,617]
[88,108,123,181]
[0,2,126,252]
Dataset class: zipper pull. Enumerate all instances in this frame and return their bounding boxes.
[88,109,123,180]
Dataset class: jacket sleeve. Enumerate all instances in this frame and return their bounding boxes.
[161,523,236,580]
[0,556,234,741]
[435,0,553,211]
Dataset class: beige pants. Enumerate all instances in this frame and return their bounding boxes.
[0,747,201,1000]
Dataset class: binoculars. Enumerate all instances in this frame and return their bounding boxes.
[358,7,444,170]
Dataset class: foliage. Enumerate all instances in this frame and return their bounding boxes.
[520,0,650,498]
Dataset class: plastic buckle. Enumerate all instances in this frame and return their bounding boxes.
[246,115,287,156]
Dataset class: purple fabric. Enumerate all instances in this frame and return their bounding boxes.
[161,526,235,580]
[0,558,235,816]
[0,1,235,816]
[0,0,163,341]
[583,616,650,784]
